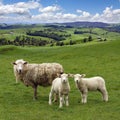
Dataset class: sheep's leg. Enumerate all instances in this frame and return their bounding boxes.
[16,78,18,83]
[33,85,38,100]
[65,95,69,106]
[49,90,54,105]
[99,88,108,102]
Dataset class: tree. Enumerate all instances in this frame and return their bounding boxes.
[88,35,92,42]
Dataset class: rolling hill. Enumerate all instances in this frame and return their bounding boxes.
[0,40,120,120]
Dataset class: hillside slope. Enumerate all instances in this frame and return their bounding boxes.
[0,40,120,120]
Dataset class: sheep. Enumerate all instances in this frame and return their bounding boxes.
[12,59,64,100]
[73,74,108,103]
[49,73,70,108]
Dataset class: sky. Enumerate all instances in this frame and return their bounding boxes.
[0,0,120,24]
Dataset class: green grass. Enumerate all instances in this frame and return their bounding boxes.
[0,27,120,44]
[0,40,120,120]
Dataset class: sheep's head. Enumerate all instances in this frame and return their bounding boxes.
[13,59,28,74]
[74,74,86,83]
[61,73,69,84]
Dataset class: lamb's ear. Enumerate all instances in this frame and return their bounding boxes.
[81,74,86,78]
[12,62,17,65]
[68,73,74,77]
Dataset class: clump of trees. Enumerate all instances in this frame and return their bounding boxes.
[0,36,49,46]
[0,36,76,47]
[26,30,71,41]
[82,35,93,43]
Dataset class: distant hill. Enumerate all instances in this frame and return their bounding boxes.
[0,23,38,29]
[59,21,109,28]
[47,22,120,32]
[0,22,120,32]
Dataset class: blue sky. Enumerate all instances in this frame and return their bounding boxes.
[0,0,120,23]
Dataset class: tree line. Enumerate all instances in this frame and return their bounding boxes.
[0,36,49,46]
[0,36,76,46]
[26,30,71,41]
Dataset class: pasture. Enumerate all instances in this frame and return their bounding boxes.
[0,40,120,120]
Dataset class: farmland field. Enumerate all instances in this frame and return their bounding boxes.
[0,24,120,47]
[0,39,120,120]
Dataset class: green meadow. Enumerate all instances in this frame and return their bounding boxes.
[0,40,120,120]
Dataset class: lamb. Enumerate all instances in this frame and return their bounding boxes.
[73,74,108,103]
[12,59,64,100]
[49,73,70,108]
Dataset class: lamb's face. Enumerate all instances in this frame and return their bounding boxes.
[74,74,86,83]
[61,74,68,83]
[74,74,81,83]
[74,74,85,83]
[13,59,27,74]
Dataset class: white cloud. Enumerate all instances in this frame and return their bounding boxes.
[15,1,40,9]
[0,1,120,24]
[77,9,91,18]
[76,9,82,13]
[39,5,61,13]
[97,7,120,23]
[82,11,90,17]
[0,1,41,17]
[0,5,30,15]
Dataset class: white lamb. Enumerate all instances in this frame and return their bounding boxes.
[12,59,64,100]
[73,74,108,103]
[49,73,70,108]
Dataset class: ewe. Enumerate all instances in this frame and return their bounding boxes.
[73,74,108,103]
[12,59,64,100]
[49,73,70,108]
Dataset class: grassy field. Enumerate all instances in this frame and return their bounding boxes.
[0,40,120,120]
[0,26,120,44]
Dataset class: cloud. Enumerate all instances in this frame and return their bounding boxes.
[15,1,40,9]
[94,7,120,23]
[0,1,41,17]
[0,0,120,24]
[77,9,91,17]
[39,5,61,13]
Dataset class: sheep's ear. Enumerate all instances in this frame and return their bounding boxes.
[57,73,61,77]
[68,74,74,77]
[12,62,17,65]
[24,61,28,65]
[81,74,86,78]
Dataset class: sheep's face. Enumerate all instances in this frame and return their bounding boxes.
[61,74,68,83]
[13,59,27,74]
[74,74,86,83]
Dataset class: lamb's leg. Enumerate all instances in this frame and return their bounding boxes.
[65,95,69,106]
[59,93,63,108]
[59,96,63,108]
[53,94,58,102]
[81,92,87,104]
[49,90,54,105]
[99,88,108,102]
[80,89,87,104]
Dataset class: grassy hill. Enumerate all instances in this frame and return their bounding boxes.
[0,40,120,120]
[0,23,120,46]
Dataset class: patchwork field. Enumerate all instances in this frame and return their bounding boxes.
[0,40,120,120]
